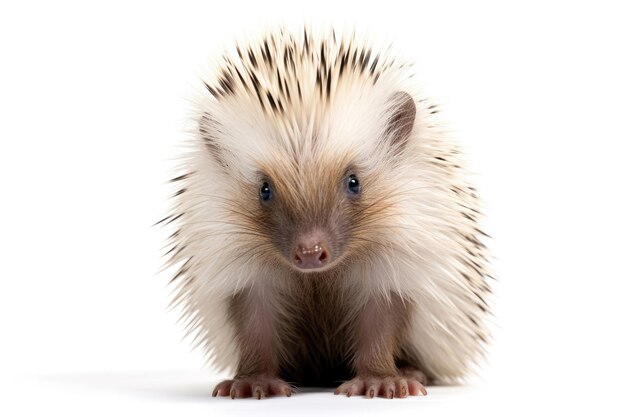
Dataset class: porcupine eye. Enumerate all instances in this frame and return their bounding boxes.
[347,175,360,195]
[260,182,272,202]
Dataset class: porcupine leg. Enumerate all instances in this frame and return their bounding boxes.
[397,364,429,385]
[212,289,292,399]
[335,294,427,398]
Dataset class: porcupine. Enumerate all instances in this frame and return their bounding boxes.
[162,27,491,399]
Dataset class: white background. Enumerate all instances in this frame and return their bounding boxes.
[1,1,625,416]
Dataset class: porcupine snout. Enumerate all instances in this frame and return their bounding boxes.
[292,230,331,270]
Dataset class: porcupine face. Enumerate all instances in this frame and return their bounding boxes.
[198,31,417,273]
[253,150,362,272]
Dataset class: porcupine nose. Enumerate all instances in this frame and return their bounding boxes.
[293,232,330,270]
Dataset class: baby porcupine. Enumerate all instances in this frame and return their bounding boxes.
[162,27,491,399]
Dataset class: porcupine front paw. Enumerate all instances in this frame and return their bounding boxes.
[212,375,293,399]
[334,374,427,399]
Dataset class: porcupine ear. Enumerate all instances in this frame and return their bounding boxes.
[384,91,416,151]
[199,112,228,168]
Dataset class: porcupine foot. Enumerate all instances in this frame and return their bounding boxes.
[334,373,427,399]
[212,375,293,399]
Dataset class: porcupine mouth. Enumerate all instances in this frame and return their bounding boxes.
[288,250,351,274]
[292,262,336,274]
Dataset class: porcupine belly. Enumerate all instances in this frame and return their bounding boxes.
[277,277,354,387]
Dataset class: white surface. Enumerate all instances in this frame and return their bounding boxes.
[8,371,484,417]
[1,1,625,416]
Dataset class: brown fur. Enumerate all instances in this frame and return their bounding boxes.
[353,294,413,377]
[228,290,280,377]
[226,275,421,388]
